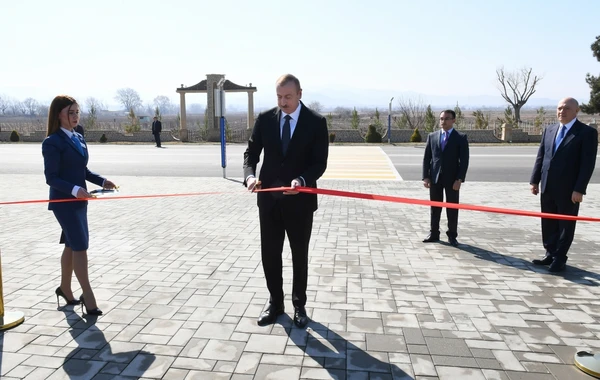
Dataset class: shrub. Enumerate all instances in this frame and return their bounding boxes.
[124,124,140,133]
[99,133,108,143]
[365,125,382,143]
[410,128,422,142]
[9,130,20,142]
[329,132,336,143]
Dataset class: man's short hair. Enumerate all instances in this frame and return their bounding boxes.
[276,74,301,91]
[441,110,456,119]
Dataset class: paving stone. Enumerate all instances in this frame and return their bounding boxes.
[424,337,472,357]
[436,366,486,379]
[254,364,301,380]
[2,165,600,379]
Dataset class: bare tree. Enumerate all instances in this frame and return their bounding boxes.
[308,101,323,113]
[0,95,9,115]
[9,99,21,115]
[17,100,28,115]
[23,98,39,116]
[396,97,427,130]
[333,106,352,118]
[85,97,105,114]
[37,103,49,117]
[115,88,142,112]
[153,95,174,115]
[496,67,542,123]
[83,98,103,129]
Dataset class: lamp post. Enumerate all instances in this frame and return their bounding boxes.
[388,97,394,144]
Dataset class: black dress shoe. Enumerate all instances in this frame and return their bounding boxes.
[448,237,459,247]
[294,306,308,328]
[548,259,566,273]
[532,253,553,266]
[257,304,284,326]
[423,234,440,243]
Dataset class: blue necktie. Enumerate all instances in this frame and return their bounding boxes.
[441,131,447,150]
[282,115,291,154]
[554,125,567,153]
[71,134,84,156]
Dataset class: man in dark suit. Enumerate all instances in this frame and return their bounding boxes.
[530,97,597,272]
[74,124,85,137]
[151,116,162,147]
[243,74,329,328]
[422,110,470,247]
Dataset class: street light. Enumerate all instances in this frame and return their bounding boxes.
[388,97,394,144]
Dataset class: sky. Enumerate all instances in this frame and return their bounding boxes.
[1,0,600,110]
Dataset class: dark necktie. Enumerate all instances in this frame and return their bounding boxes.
[71,134,84,156]
[554,125,567,153]
[282,115,291,154]
[441,131,448,150]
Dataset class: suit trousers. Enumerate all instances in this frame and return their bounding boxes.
[540,191,579,260]
[259,200,313,308]
[429,179,459,238]
[153,133,161,147]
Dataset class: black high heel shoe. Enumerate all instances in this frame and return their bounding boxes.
[55,287,80,307]
[79,295,103,316]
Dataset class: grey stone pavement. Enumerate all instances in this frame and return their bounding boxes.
[2,172,600,379]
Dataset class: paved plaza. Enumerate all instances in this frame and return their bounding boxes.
[1,145,600,379]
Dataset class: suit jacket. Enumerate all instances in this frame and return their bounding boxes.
[530,119,598,197]
[243,102,329,212]
[42,129,105,211]
[74,124,85,137]
[152,120,162,134]
[423,129,470,186]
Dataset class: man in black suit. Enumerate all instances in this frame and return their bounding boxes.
[151,116,162,147]
[243,74,329,328]
[530,97,597,272]
[74,124,85,137]
[422,110,470,247]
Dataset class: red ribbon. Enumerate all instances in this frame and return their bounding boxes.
[2,186,598,222]
[255,186,600,222]
[0,191,227,206]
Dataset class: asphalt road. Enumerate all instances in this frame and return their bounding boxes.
[2,143,599,183]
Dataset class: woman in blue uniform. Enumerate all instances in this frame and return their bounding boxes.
[42,95,117,315]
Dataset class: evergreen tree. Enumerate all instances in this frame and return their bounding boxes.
[424,105,436,132]
[582,35,600,114]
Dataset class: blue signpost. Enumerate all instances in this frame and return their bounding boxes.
[216,78,227,178]
[220,116,226,176]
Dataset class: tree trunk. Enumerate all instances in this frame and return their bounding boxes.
[514,105,522,124]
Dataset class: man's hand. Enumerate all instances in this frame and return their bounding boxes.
[452,180,462,191]
[76,188,93,199]
[530,184,539,195]
[284,178,302,195]
[246,176,259,192]
[103,180,117,190]
[423,178,431,189]
[572,191,584,203]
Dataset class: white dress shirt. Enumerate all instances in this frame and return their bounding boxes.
[280,102,302,139]
[555,118,577,145]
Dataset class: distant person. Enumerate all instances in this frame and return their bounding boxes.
[151,116,162,147]
[42,95,117,316]
[422,110,470,247]
[243,74,329,328]
[74,124,84,137]
[530,97,597,272]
